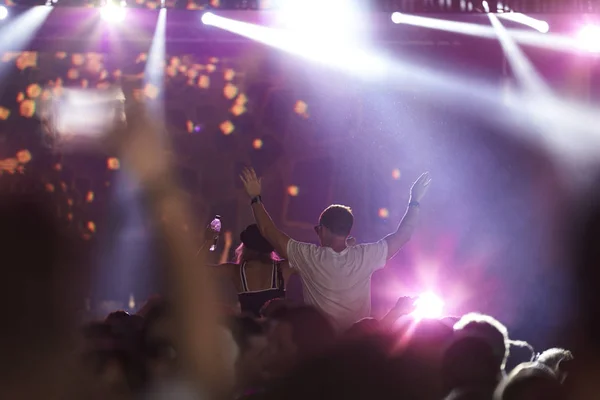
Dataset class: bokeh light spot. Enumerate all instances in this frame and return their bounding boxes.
[378,208,390,218]
[287,185,299,196]
[16,149,32,164]
[224,68,235,81]
[198,75,210,89]
[26,84,41,99]
[230,103,246,116]
[220,120,235,135]
[87,221,96,233]
[252,139,263,149]
[0,107,10,120]
[107,157,120,170]
[19,100,35,118]
[392,168,401,180]
[223,83,238,100]
[294,100,308,115]
[235,93,248,105]
[86,191,95,203]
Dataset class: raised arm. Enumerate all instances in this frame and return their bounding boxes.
[240,167,291,259]
[384,172,431,260]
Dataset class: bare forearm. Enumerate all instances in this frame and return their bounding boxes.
[251,202,278,239]
[384,202,421,260]
[396,203,420,239]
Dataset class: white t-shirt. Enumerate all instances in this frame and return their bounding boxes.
[287,239,388,332]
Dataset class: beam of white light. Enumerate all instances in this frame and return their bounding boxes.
[202,13,388,77]
[392,13,580,54]
[0,6,51,57]
[490,14,600,165]
[577,25,600,53]
[488,13,550,97]
[0,6,8,20]
[498,12,549,33]
[207,12,600,166]
[144,8,167,122]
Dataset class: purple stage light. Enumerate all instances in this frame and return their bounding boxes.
[577,24,600,53]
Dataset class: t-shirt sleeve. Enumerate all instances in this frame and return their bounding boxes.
[361,240,389,272]
[287,239,316,272]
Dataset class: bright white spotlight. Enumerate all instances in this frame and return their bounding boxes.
[577,25,600,53]
[201,12,216,25]
[412,292,444,319]
[101,4,126,22]
[391,12,403,24]
[0,6,8,20]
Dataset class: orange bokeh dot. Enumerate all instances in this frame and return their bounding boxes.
[378,208,390,218]
[87,221,96,233]
[220,121,235,135]
[287,186,299,196]
[107,157,120,170]
[252,139,263,149]
[392,168,401,180]
[86,191,94,203]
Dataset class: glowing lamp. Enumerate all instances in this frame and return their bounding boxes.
[101,4,126,22]
[0,6,8,20]
[391,12,402,24]
[577,25,600,53]
[202,12,216,25]
[413,292,444,319]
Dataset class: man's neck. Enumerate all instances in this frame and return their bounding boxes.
[323,238,347,253]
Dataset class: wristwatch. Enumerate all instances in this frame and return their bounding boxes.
[251,195,262,205]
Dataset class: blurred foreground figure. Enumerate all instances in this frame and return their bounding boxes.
[0,188,104,399]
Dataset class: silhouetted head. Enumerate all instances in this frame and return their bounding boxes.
[453,313,510,370]
[494,362,566,400]
[236,224,277,264]
[315,204,354,246]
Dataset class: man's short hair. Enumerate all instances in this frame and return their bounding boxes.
[319,204,354,237]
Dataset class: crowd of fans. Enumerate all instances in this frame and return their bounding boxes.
[0,101,587,400]
[81,292,574,400]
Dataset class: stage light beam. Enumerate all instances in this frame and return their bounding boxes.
[0,6,8,20]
